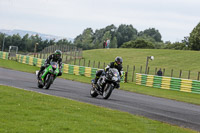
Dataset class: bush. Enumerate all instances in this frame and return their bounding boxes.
[121,38,155,49]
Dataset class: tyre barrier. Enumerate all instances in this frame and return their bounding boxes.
[136,73,200,94]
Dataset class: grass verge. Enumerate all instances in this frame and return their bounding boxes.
[1,59,200,105]
[0,85,197,133]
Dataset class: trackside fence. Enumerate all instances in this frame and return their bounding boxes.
[136,73,200,94]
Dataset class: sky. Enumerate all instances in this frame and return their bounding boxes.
[0,0,200,42]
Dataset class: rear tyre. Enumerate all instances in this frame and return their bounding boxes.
[37,73,44,88]
[103,84,113,99]
[90,87,98,97]
[37,81,43,88]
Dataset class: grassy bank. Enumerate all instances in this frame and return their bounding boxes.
[1,59,200,105]
[79,49,200,80]
[0,85,197,133]
[82,49,200,71]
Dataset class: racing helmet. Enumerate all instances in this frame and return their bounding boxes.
[54,50,62,59]
[115,56,123,65]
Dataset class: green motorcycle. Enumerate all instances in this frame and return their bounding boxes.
[37,62,59,89]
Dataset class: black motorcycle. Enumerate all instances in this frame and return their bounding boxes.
[90,68,121,99]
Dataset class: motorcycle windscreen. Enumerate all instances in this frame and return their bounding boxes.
[50,62,58,69]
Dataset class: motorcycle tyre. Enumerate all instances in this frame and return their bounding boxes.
[90,87,98,97]
[44,75,54,89]
[37,81,44,88]
[103,84,113,99]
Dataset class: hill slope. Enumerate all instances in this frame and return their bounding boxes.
[81,48,200,80]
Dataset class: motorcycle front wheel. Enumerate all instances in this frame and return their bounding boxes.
[103,83,113,99]
[44,74,54,89]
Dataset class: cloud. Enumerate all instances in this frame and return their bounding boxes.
[0,0,200,42]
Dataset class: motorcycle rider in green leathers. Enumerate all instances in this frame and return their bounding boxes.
[38,50,62,80]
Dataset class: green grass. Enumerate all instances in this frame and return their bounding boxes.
[0,58,38,73]
[72,48,200,81]
[1,59,200,105]
[0,85,197,133]
[81,48,200,71]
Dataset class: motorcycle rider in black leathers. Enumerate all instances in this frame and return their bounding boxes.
[37,50,62,80]
[94,56,123,88]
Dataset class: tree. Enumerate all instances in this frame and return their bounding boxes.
[189,22,200,50]
[104,24,117,40]
[74,28,94,50]
[173,42,187,50]
[116,24,138,47]
[0,34,4,50]
[29,34,42,52]
[57,38,71,46]
[0,33,73,52]
[92,24,117,49]
[21,34,29,52]
[74,34,82,49]
[138,28,162,42]
[164,42,187,50]
[9,34,21,51]
[110,37,117,48]
[3,35,13,51]
[81,28,94,49]
[93,28,104,47]
[153,42,165,49]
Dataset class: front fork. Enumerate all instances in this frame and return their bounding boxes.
[51,74,56,83]
[41,70,48,83]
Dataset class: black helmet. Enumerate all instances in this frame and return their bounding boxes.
[115,56,123,65]
[54,50,62,59]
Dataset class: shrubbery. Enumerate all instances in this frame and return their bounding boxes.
[121,38,155,49]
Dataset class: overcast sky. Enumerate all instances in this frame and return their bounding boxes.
[0,0,200,42]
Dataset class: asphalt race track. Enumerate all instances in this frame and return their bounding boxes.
[1,67,200,131]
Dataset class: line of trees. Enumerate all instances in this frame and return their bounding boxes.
[1,22,200,52]
[74,23,200,50]
[0,33,72,53]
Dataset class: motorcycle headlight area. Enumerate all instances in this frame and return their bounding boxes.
[112,76,119,81]
[113,72,118,77]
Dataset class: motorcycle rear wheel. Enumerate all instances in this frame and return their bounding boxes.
[37,72,44,88]
[37,81,44,88]
[90,87,98,97]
